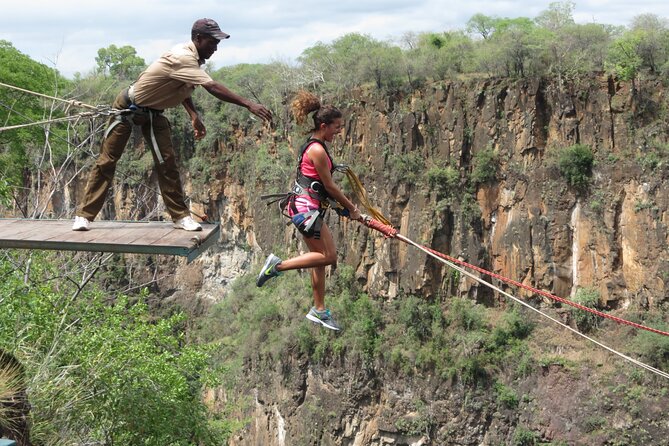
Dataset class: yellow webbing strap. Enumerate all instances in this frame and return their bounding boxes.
[340,166,392,226]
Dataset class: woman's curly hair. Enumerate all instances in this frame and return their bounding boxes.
[291,90,341,133]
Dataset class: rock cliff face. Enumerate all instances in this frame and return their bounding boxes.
[72,74,669,444]
[241,75,668,310]
[74,75,669,313]
[191,75,669,445]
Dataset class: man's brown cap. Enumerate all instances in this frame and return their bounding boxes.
[192,18,230,40]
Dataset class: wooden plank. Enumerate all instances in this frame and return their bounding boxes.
[150,224,218,246]
[21,224,80,242]
[150,229,196,246]
[88,226,156,245]
[0,220,44,238]
[0,219,220,262]
[8,223,67,241]
[58,224,161,244]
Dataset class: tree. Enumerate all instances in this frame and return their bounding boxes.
[415,31,474,80]
[606,31,644,85]
[95,44,146,80]
[298,33,404,93]
[0,251,228,445]
[492,17,541,77]
[541,22,613,77]
[0,41,71,190]
[470,16,543,77]
[629,13,669,73]
[534,0,575,31]
[466,13,497,40]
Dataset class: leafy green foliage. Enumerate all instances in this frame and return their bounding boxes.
[95,44,146,80]
[557,144,594,191]
[413,31,475,80]
[385,150,425,184]
[570,287,602,333]
[0,358,23,436]
[632,319,669,369]
[0,251,227,445]
[629,14,669,74]
[204,257,539,397]
[298,33,405,93]
[427,165,459,201]
[513,426,540,446]
[606,32,645,81]
[393,399,435,437]
[471,146,499,185]
[494,381,519,409]
[0,41,71,185]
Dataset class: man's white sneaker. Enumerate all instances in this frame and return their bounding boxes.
[173,215,202,231]
[72,216,90,231]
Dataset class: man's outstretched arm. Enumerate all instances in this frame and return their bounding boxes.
[201,80,273,122]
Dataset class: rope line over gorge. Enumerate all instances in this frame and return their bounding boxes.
[360,217,669,338]
[357,216,669,380]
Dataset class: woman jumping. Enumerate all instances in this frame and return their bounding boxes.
[256,91,361,331]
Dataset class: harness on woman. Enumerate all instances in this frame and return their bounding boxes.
[261,138,337,239]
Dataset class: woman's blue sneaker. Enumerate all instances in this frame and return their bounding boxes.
[256,253,282,287]
[306,307,341,331]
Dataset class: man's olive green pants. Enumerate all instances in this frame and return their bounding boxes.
[77,91,190,221]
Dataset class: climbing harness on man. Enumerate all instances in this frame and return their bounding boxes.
[102,85,165,164]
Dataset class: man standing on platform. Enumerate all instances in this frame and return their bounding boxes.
[73,18,272,232]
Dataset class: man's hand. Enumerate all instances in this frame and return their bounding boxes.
[192,116,207,140]
[247,102,273,122]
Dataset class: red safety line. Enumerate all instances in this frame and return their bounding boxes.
[361,217,669,337]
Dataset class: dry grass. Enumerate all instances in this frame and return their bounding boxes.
[0,361,24,433]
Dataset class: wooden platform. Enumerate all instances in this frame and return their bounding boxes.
[0,219,220,263]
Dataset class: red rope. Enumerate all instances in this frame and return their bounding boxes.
[361,217,669,337]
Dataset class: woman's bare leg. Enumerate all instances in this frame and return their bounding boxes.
[276,224,336,310]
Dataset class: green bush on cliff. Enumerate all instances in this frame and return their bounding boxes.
[632,319,669,369]
[570,287,602,333]
[494,381,519,409]
[513,426,540,446]
[427,165,459,201]
[385,150,425,184]
[471,146,499,186]
[223,141,292,190]
[204,266,539,402]
[557,144,594,191]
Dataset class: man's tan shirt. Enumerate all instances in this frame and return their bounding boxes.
[132,41,213,110]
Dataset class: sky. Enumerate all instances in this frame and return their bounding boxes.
[1,0,669,79]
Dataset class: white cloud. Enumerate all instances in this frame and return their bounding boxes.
[2,0,669,77]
